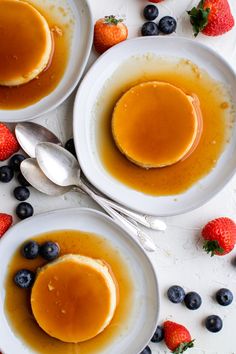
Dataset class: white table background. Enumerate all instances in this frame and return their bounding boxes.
[1,0,236,353]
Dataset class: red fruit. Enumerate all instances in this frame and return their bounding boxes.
[0,123,19,161]
[94,16,128,54]
[188,0,234,36]
[202,217,236,256]
[0,213,12,238]
[164,321,194,354]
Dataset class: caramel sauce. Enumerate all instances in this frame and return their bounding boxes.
[4,230,134,354]
[97,56,234,196]
[0,1,70,109]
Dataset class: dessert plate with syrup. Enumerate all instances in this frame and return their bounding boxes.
[0,208,159,354]
[73,36,236,216]
[0,0,93,122]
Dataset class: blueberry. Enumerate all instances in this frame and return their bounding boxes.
[158,16,177,34]
[143,5,159,21]
[0,165,14,183]
[9,154,25,172]
[184,291,202,310]
[167,285,185,303]
[17,172,30,186]
[21,240,39,259]
[140,346,151,354]
[205,315,223,333]
[40,241,60,261]
[16,202,34,220]
[151,325,164,343]
[65,138,76,157]
[14,186,30,201]
[216,288,233,306]
[141,22,159,36]
[14,269,35,288]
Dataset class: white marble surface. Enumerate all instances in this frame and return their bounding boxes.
[1,0,236,353]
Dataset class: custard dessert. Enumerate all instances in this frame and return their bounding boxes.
[112,81,202,168]
[31,254,118,343]
[0,0,52,86]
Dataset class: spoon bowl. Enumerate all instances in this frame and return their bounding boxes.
[15,122,62,158]
[36,143,80,187]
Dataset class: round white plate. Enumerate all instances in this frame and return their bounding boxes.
[1,0,93,122]
[0,208,159,354]
[73,36,236,216]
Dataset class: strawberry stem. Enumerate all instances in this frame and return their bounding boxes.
[104,15,123,25]
[203,240,224,257]
[173,340,195,354]
[187,0,210,37]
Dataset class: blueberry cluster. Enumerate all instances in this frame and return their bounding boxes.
[167,285,233,333]
[0,154,34,220]
[14,240,60,288]
[140,285,234,353]
[141,4,177,36]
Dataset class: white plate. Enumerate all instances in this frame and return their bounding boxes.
[73,36,236,216]
[1,0,93,122]
[0,208,159,354]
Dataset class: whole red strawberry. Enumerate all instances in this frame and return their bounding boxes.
[94,16,128,54]
[202,217,236,256]
[0,123,19,161]
[164,321,194,354]
[0,213,12,238]
[188,0,234,36]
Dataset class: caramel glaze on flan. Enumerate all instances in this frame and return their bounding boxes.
[31,254,118,343]
[0,0,52,86]
[112,81,203,168]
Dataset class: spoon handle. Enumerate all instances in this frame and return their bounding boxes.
[95,195,166,231]
[80,178,166,231]
[78,182,156,252]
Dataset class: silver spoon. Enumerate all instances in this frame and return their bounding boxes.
[15,122,166,231]
[36,142,157,252]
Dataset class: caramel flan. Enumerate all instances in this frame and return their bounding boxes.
[112,81,202,168]
[31,254,118,343]
[0,0,52,86]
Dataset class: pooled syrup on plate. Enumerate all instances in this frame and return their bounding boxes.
[97,56,234,196]
[0,1,71,109]
[5,230,134,354]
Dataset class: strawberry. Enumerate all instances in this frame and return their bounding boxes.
[188,0,234,37]
[94,16,128,54]
[164,321,194,354]
[202,217,236,256]
[0,123,19,161]
[0,213,12,238]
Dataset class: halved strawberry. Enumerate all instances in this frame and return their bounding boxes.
[0,123,19,161]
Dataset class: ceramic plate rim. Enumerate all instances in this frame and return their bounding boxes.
[0,207,159,354]
[73,36,236,216]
